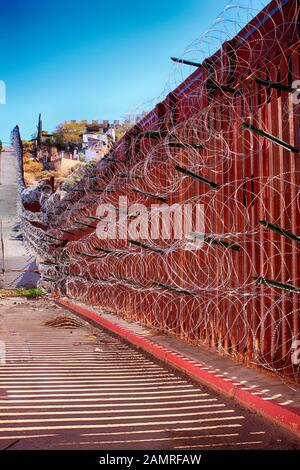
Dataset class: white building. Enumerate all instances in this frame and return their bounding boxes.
[82,123,116,161]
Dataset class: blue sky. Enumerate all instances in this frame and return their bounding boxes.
[0,0,269,142]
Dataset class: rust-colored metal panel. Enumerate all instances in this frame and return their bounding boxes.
[16,0,300,384]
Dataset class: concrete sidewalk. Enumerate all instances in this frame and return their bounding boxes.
[2,296,299,450]
[57,297,300,439]
[0,149,39,289]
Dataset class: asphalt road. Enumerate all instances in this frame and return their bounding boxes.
[0,297,299,450]
[0,149,39,289]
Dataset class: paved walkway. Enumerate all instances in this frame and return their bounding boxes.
[0,297,299,450]
[0,149,39,289]
[58,299,300,431]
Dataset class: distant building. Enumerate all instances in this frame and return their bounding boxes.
[82,120,116,161]
[31,118,118,164]
[30,131,53,146]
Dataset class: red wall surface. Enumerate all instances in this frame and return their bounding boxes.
[19,0,300,383]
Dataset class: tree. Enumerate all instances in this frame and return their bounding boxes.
[37,113,42,148]
[114,111,149,142]
[22,140,33,151]
[115,118,134,142]
[0,140,2,153]
[53,121,86,150]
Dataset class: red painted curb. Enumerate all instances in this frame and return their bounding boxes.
[56,297,300,439]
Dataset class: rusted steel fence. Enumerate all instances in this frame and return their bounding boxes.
[13,0,300,383]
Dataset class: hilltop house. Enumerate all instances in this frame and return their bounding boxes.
[82,120,116,161]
